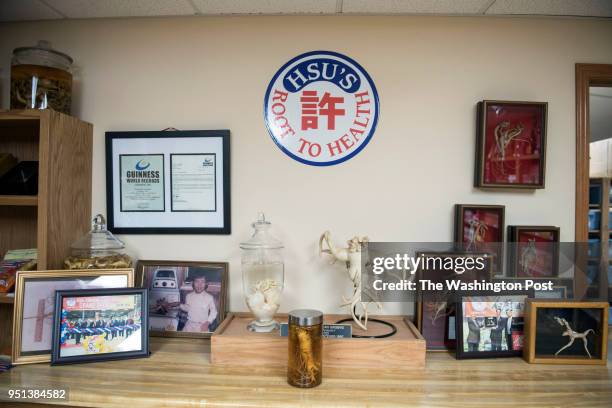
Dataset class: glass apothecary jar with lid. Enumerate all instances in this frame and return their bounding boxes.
[64,214,134,270]
[240,213,284,332]
[11,40,73,114]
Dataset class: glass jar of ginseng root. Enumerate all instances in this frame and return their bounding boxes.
[11,40,73,114]
[287,309,323,388]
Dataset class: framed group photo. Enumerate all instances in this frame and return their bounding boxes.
[455,291,532,359]
[105,130,231,234]
[51,288,149,365]
[475,100,547,189]
[137,260,228,338]
[11,269,134,365]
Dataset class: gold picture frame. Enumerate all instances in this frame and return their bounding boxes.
[11,268,134,365]
[523,300,609,365]
[137,260,228,339]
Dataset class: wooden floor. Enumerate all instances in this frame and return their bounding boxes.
[0,336,611,408]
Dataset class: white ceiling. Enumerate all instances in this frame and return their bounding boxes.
[1,0,611,22]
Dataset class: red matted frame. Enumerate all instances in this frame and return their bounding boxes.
[475,100,547,189]
[507,226,560,278]
[454,204,505,273]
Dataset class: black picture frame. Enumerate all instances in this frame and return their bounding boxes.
[455,290,532,360]
[105,130,231,234]
[51,288,149,365]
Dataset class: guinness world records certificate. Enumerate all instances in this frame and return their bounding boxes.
[120,154,165,212]
[106,130,230,234]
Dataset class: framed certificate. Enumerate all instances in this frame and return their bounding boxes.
[106,130,230,234]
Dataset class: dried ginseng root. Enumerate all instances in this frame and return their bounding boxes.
[288,324,322,387]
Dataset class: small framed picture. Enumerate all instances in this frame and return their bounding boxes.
[416,252,492,351]
[105,130,231,234]
[507,226,560,277]
[494,277,573,300]
[534,285,567,299]
[11,269,134,365]
[51,288,148,365]
[524,300,608,364]
[454,204,505,273]
[137,260,228,338]
[456,292,531,359]
[475,100,547,188]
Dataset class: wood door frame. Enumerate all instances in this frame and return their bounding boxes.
[575,63,612,299]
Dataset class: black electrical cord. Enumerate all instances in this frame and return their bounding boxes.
[335,306,397,338]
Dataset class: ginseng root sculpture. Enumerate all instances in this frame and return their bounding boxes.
[554,316,594,358]
[319,231,381,330]
[520,238,537,275]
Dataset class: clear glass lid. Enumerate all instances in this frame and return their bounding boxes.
[12,40,73,71]
[240,212,283,250]
[70,214,125,252]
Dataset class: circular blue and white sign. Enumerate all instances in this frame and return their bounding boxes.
[264,51,379,166]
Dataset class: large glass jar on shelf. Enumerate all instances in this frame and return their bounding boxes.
[11,40,73,114]
[240,213,284,332]
[64,214,133,270]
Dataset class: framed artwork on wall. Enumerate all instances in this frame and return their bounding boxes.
[137,260,228,339]
[11,269,135,365]
[455,292,532,360]
[454,204,505,273]
[475,100,547,189]
[105,130,231,234]
[523,300,608,365]
[51,288,149,365]
[507,226,560,278]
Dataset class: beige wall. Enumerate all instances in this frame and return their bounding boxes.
[1,16,611,314]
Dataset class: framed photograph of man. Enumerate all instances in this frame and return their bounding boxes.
[51,288,149,365]
[456,292,532,359]
[137,260,228,338]
[11,269,134,365]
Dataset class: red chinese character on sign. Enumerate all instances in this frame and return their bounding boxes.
[300,90,319,130]
[318,92,345,130]
[300,91,346,131]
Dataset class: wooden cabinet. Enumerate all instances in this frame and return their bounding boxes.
[0,109,92,356]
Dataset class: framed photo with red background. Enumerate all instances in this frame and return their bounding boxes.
[507,226,560,278]
[475,100,547,189]
[454,204,505,273]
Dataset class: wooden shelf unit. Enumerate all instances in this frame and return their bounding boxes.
[0,195,37,206]
[0,109,93,356]
[588,177,611,302]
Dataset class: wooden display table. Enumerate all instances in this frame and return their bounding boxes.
[0,336,611,407]
[212,313,425,370]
